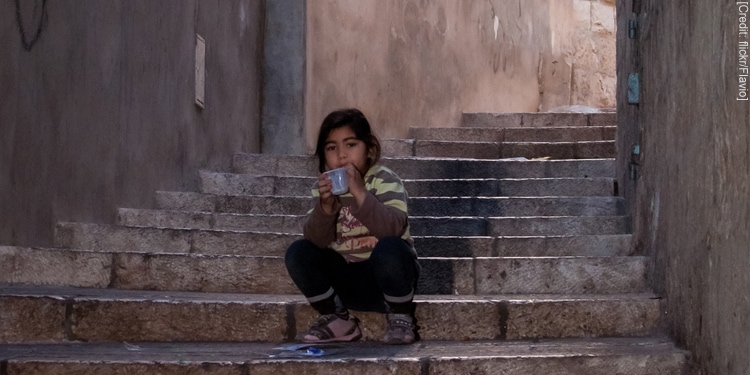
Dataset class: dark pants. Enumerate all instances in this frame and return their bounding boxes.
[285,237,420,314]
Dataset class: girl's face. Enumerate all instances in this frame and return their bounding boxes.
[324,125,370,174]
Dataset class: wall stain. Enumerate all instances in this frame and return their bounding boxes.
[497,301,509,339]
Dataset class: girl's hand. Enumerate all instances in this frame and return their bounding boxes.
[343,163,367,207]
[317,173,337,214]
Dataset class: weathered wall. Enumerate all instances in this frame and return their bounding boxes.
[570,0,617,109]
[0,0,263,247]
[262,0,307,155]
[303,0,617,149]
[617,1,750,374]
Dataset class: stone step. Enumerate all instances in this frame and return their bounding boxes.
[381,140,615,159]
[199,172,616,197]
[199,172,316,197]
[231,154,615,179]
[421,255,647,295]
[117,208,306,233]
[53,222,299,255]
[0,338,687,374]
[460,112,616,128]
[1,247,648,295]
[118,209,628,236]
[405,177,615,197]
[416,234,633,257]
[414,196,624,217]
[408,126,616,142]
[55,223,632,257]
[412,216,629,237]
[153,192,624,217]
[0,285,661,343]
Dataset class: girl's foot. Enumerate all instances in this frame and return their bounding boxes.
[297,313,362,343]
[383,313,416,345]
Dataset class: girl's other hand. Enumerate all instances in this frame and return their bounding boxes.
[317,173,337,214]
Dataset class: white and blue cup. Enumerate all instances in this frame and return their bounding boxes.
[325,167,349,195]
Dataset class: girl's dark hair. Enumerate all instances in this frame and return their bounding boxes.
[314,108,381,173]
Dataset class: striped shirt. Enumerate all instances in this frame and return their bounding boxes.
[303,164,415,262]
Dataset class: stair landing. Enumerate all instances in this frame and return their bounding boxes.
[0,338,686,374]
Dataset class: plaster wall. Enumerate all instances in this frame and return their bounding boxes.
[304,0,617,149]
[617,1,750,374]
[0,0,263,247]
[262,0,307,155]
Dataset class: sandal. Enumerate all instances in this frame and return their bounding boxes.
[383,313,416,345]
[297,313,362,343]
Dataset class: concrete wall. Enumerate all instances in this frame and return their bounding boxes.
[617,1,750,374]
[0,0,263,247]
[303,0,617,149]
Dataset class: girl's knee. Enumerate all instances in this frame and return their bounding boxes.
[374,236,404,248]
[370,237,413,263]
[285,239,317,265]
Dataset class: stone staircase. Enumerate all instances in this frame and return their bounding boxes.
[0,112,688,374]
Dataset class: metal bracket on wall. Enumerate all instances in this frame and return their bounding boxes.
[628,18,638,39]
[195,34,206,109]
[628,73,640,105]
[629,144,641,180]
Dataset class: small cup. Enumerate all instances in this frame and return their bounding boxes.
[325,167,349,195]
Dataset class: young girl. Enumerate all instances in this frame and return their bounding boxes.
[285,108,420,345]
